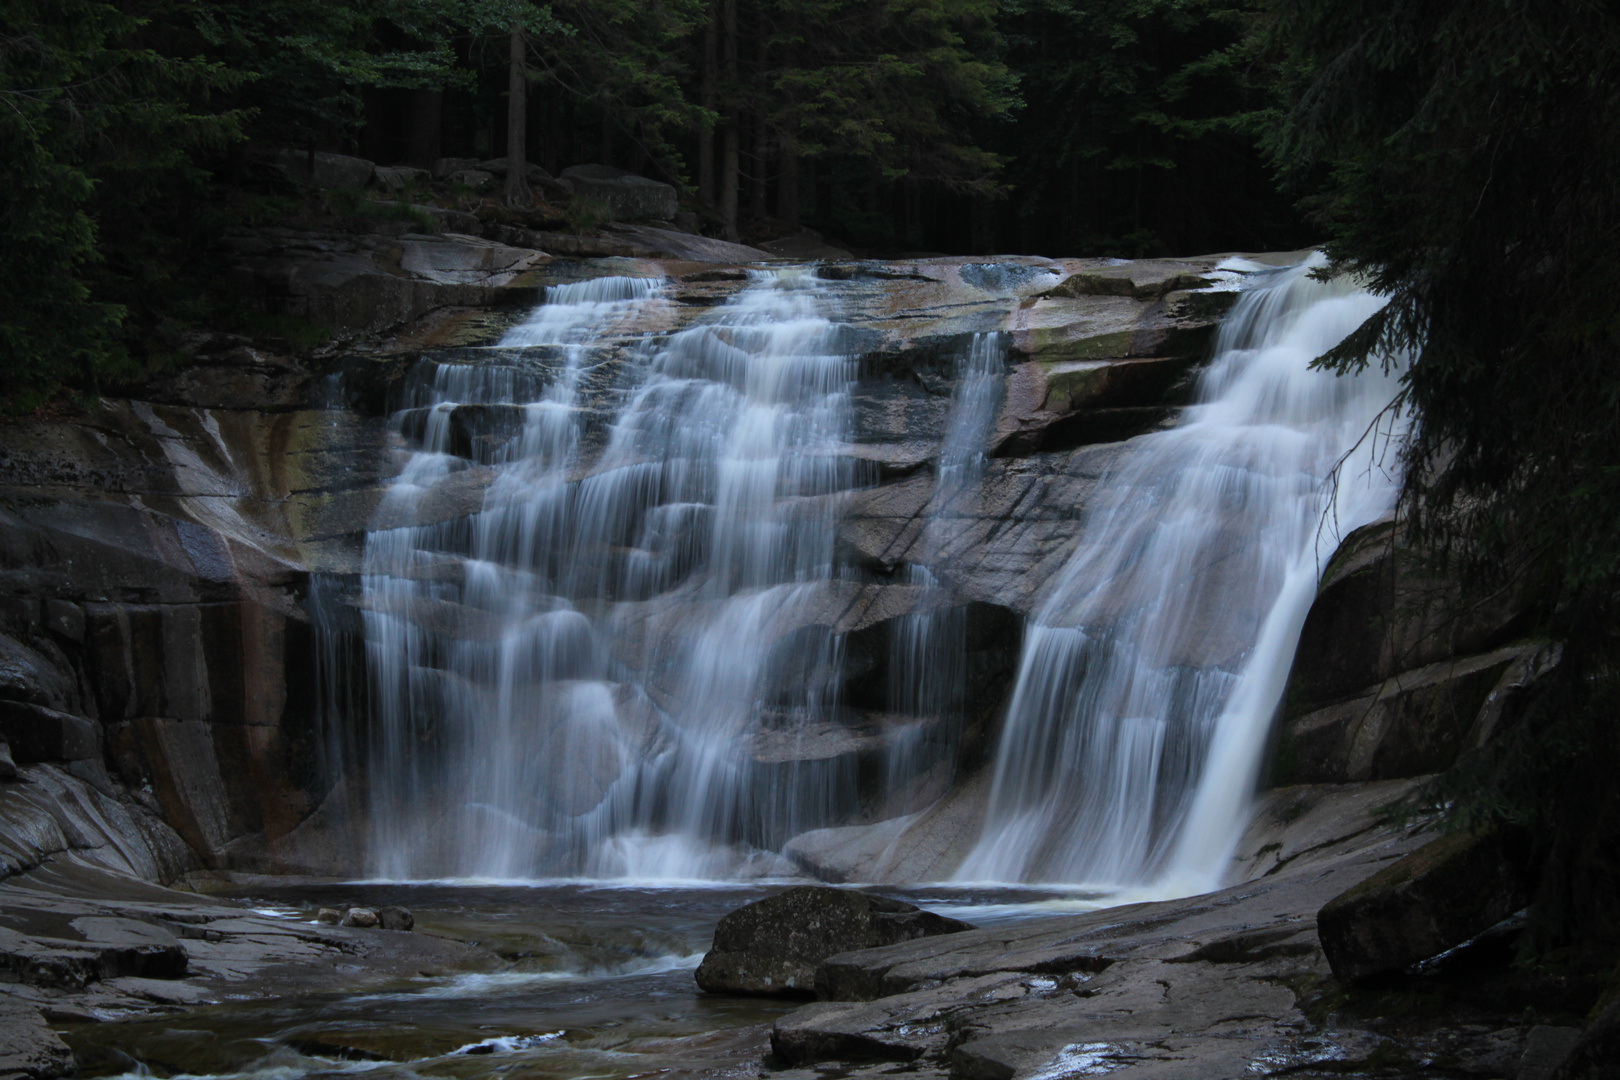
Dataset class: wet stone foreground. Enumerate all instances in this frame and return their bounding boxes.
[4,781,1594,1080]
[32,878,792,1079]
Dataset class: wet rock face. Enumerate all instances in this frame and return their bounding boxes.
[766,788,1437,1074]
[0,250,1274,884]
[223,226,546,341]
[695,886,973,997]
[1316,827,1532,984]
[1273,518,1549,786]
[0,394,380,879]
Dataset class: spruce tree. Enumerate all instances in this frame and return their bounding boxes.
[1264,0,1620,959]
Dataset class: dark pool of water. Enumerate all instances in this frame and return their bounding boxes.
[61,881,1108,1079]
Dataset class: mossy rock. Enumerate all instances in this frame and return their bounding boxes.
[1318,827,1532,984]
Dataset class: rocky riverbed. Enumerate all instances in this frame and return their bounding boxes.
[0,777,1596,1079]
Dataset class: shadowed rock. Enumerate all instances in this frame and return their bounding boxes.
[0,997,73,1080]
[695,886,974,997]
[1317,827,1532,984]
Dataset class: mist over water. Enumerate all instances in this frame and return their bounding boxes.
[339,257,1402,889]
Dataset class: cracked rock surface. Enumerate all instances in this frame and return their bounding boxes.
[766,780,1455,1079]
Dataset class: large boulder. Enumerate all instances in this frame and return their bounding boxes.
[1275,643,1553,784]
[1554,996,1620,1080]
[0,633,74,711]
[560,164,678,222]
[274,149,375,189]
[1273,518,1548,787]
[372,165,429,191]
[1283,519,1531,716]
[1317,828,1532,984]
[695,886,974,997]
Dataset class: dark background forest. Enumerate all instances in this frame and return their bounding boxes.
[2,0,1303,396]
[5,0,1620,969]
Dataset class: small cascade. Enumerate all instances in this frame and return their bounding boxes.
[880,333,1009,808]
[936,331,1006,508]
[956,259,1405,890]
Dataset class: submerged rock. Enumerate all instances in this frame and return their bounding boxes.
[1317,827,1531,984]
[316,908,342,924]
[695,886,973,997]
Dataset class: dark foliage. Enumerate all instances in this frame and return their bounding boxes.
[0,0,242,407]
[1263,0,1620,961]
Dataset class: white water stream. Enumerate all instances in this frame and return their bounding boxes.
[358,270,879,879]
[956,257,1404,891]
[344,256,1401,889]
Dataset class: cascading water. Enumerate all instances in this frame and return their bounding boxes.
[361,275,665,879]
[955,257,1405,891]
[343,253,1401,889]
[881,332,1009,804]
[357,269,887,880]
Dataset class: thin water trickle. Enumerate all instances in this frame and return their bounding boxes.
[956,257,1406,891]
[880,332,1009,809]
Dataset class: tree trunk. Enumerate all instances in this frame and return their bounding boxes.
[562,94,575,170]
[719,0,740,240]
[630,119,649,174]
[544,84,560,174]
[600,100,613,166]
[971,194,993,255]
[776,131,799,229]
[699,0,718,208]
[748,25,768,221]
[505,24,531,206]
[721,123,740,241]
[814,160,832,224]
[749,115,769,221]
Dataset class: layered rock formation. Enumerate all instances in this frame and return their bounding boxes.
[1273,517,1553,788]
[0,243,1259,882]
[1,237,1572,1078]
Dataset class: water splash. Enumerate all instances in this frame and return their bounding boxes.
[956,257,1405,890]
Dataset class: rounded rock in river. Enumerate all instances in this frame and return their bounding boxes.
[695,886,973,997]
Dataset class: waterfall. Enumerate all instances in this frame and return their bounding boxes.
[356,270,880,880]
[955,257,1405,890]
[340,254,1402,888]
